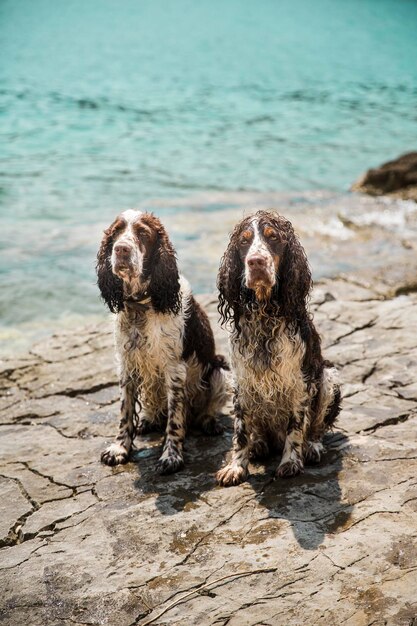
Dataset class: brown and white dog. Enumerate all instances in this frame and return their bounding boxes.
[97,209,228,474]
[216,210,341,486]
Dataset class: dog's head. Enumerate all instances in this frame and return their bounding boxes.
[218,210,312,328]
[96,210,180,314]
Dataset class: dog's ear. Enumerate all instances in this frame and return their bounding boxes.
[217,227,245,330]
[96,223,124,313]
[147,222,181,315]
[273,217,312,323]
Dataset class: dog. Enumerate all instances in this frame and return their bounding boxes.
[216,210,341,486]
[97,209,228,474]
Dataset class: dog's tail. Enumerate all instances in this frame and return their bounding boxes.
[309,363,341,441]
[210,354,233,402]
[202,354,231,417]
[322,362,341,429]
[324,382,341,429]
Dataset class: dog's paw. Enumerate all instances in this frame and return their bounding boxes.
[216,463,248,487]
[305,441,325,464]
[201,417,224,436]
[156,452,184,475]
[101,442,129,466]
[276,457,304,478]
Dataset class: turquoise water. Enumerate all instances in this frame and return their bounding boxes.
[1,0,417,342]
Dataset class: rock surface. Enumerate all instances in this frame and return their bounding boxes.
[1,282,417,626]
[352,151,417,201]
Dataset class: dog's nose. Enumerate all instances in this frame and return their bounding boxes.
[247,255,267,269]
[114,244,131,257]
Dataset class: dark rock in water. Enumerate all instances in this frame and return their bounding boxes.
[352,151,417,201]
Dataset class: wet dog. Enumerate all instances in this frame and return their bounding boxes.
[97,210,228,474]
[216,210,340,486]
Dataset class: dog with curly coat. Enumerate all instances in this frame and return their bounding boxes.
[216,210,341,486]
[97,209,229,474]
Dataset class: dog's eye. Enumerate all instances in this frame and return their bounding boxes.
[240,230,252,245]
[135,229,150,241]
[264,227,278,241]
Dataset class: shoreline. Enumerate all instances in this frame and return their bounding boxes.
[2,188,417,357]
[2,253,416,362]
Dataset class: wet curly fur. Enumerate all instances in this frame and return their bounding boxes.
[97,209,229,474]
[216,210,341,486]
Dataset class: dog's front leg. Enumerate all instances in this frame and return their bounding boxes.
[101,377,137,466]
[156,365,187,474]
[216,392,250,486]
[276,404,308,478]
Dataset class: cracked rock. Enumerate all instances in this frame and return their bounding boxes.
[1,287,417,625]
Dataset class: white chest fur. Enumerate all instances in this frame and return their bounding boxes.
[231,316,307,421]
[117,309,182,370]
[113,309,184,415]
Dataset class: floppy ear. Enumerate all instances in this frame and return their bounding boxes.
[217,229,245,330]
[275,218,312,323]
[147,224,181,315]
[96,225,124,313]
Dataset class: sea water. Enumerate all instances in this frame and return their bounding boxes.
[1,0,417,349]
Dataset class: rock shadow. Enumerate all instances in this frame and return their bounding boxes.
[131,422,352,551]
[131,415,233,515]
[247,430,353,550]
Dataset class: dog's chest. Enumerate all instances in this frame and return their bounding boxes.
[231,320,305,405]
[118,312,183,377]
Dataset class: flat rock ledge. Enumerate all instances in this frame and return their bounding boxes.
[1,277,416,626]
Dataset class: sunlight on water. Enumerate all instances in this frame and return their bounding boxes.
[1,0,417,348]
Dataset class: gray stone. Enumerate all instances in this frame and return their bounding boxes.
[1,285,417,625]
[0,477,33,545]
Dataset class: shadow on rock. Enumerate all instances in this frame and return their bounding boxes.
[130,424,352,551]
[131,415,233,515]
[248,431,353,550]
